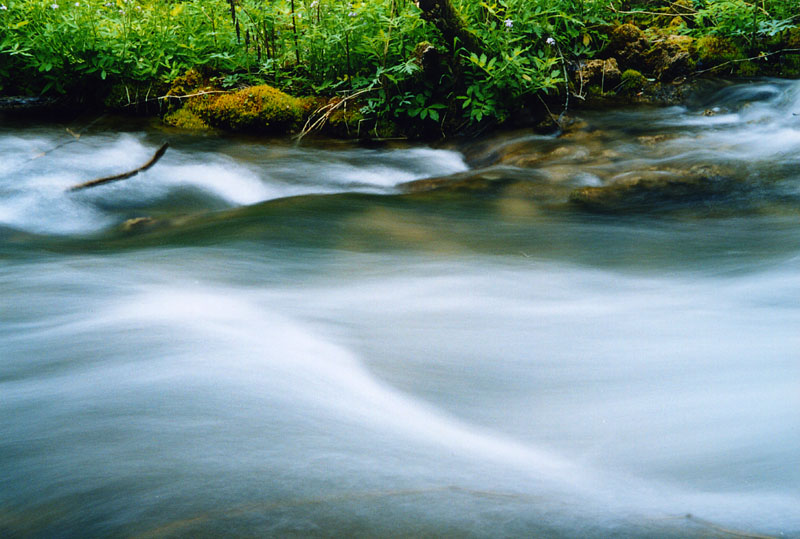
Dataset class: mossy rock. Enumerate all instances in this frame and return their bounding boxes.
[620,69,646,94]
[569,170,745,214]
[576,58,621,89]
[162,107,211,130]
[644,35,695,80]
[605,24,650,70]
[167,68,209,98]
[782,55,800,78]
[735,61,760,77]
[785,27,800,49]
[190,85,309,133]
[161,68,214,114]
[320,96,367,137]
[690,35,743,69]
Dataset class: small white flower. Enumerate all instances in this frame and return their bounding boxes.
[348,11,356,17]
[51,3,59,8]
[504,18,513,29]
[310,0,318,7]
[546,37,556,46]
[74,2,79,6]
[0,4,8,9]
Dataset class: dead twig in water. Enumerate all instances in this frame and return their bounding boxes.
[68,143,169,192]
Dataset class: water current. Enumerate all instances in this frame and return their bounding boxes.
[2,79,799,537]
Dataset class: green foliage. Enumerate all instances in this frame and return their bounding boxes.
[1,0,798,130]
[690,0,797,42]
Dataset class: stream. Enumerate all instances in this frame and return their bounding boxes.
[2,79,799,537]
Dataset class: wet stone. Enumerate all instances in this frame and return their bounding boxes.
[568,172,749,214]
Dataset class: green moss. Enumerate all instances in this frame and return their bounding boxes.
[162,107,211,130]
[620,69,645,93]
[690,35,742,68]
[326,100,365,135]
[785,27,800,49]
[782,55,800,78]
[191,84,308,133]
[734,61,759,77]
[167,69,208,99]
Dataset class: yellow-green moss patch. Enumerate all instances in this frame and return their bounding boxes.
[690,35,743,68]
[620,69,646,94]
[163,107,211,130]
[191,85,309,133]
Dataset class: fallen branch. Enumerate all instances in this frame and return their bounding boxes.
[68,143,169,192]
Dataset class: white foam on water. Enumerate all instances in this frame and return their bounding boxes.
[70,282,799,532]
[283,147,469,190]
[96,287,581,480]
[156,161,277,204]
[0,133,469,235]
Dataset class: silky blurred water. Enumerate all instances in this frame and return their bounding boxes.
[1,80,799,537]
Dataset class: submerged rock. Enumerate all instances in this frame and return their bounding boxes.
[400,167,521,195]
[121,217,157,232]
[569,170,748,214]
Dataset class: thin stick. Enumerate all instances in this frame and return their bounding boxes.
[68,143,169,192]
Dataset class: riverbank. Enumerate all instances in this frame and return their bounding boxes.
[2,0,798,138]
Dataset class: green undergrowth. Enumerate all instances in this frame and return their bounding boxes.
[1,0,799,136]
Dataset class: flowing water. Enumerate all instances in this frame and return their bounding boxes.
[2,80,799,538]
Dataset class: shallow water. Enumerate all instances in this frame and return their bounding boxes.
[1,80,799,538]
